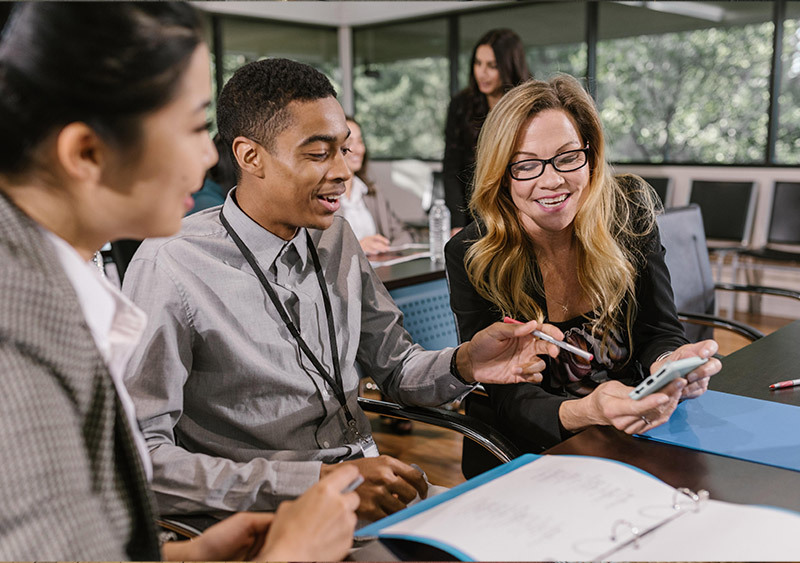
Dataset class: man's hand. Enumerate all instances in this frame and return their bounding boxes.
[321,455,427,521]
[162,512,274,561]
[457,320,562,384]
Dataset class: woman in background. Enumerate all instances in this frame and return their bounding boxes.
[340,116,415,255]
[445,75,720,457]
[443,28,532,233]
[0,3,358,560]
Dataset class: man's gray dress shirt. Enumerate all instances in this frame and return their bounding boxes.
[123,191,470,515]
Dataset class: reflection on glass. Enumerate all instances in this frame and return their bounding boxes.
[219,17,340,96]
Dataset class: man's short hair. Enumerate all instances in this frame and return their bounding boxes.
[217,58,336,170]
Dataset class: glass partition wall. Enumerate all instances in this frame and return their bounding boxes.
[203,1,798,166]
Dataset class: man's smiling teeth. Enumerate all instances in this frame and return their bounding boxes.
[537,193,568,207]
[319,194,341,203]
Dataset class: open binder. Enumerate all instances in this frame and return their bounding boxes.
[356,454,800,561]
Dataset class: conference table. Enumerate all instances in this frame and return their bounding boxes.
[546,319,800,512]
[372,253,445,290]
[355,320,800,560]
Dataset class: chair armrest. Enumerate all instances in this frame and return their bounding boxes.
[357,396,521,463]
[715,282,800,302]
[677,311,764,342]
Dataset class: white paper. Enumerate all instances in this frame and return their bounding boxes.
[368,250,431,267]
[380,455,681,561]
[612,499,800,561]
[378,455,800,561]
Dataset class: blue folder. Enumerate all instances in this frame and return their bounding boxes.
[638,390,800,472]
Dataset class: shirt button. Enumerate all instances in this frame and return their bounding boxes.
[323,441,330,448]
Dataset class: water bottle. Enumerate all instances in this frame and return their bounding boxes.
[428,199,450,264]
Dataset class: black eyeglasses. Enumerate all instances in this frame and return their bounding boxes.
[507,145,589,181]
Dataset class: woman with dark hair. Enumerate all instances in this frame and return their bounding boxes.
[0,3,358,560]
[339,116,414,255]
[443,28,532,232]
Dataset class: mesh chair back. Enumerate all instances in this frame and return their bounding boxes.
[389,277,458,350]
[656,205,715,342]
[688,180,756,245]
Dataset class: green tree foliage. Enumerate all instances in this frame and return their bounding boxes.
[597,22,773,164]
[777,19,800,165]
[354,58,450,160]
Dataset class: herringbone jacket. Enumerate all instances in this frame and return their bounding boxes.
[0,192,160,560]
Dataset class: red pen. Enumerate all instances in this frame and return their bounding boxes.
[503,316,593,361]
[769,379,800,390]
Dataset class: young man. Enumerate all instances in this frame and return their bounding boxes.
[123,58,557,522]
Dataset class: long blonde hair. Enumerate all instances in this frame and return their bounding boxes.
[465,75,659,353]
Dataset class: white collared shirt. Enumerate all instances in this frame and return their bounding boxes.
[42,229,153,481]
[339,176,377,241]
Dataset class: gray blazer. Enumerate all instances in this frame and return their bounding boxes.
[362,188,414,246]
[0,192,160,560]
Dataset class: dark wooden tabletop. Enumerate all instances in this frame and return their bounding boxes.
[546,320,800,512]
[374,256,445,290]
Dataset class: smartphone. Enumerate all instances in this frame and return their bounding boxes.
[629,356,709,400]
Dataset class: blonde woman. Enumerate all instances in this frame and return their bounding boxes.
[445,75,721,455]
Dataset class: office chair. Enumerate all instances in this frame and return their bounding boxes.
[737,182,800,313]
[687,180,758,317]
[657,205,800,343]
[641,176,672,208]
[376,276,520,474]
[388,277,459,350]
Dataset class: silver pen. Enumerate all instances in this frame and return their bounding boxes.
[504,317,594,361]
[340,474,364,494]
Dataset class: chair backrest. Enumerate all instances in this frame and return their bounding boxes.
[389,277,458,350]
[656,205,715,342]
[641,176,672,207]
[688,180,757,246]
[767,182,800,246]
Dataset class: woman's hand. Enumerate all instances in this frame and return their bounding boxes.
[258,464,361,562]
[161,512,275,561]
[457,320,562,384]
[360,234,391,255]
[559,379,685,434]
[650,340,721,399]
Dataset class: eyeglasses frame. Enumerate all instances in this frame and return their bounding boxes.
[507,145,590,181]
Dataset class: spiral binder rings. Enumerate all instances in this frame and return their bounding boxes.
[356,454,800,561]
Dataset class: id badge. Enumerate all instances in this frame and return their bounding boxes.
[357,434,379,458]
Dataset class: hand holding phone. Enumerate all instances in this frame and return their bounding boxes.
[629,356,709,400]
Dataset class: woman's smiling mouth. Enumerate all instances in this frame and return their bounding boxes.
[536,192,570,209]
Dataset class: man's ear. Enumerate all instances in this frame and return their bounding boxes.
[54,122,104,184]
[232,136,266,179]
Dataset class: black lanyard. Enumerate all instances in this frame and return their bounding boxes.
[219,209,362,436]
